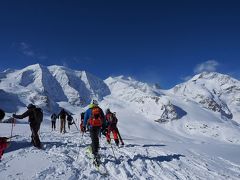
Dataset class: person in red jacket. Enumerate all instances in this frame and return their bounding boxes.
[105,108,119,146]
[0,108,10,160]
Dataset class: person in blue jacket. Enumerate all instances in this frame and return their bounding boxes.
[82,100,105,165]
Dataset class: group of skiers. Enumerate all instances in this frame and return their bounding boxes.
[80,99,124,165]
[51,109,75,132]
[0,99,124,164]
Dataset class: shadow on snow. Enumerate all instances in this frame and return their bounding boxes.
[5,141,31,153]
[127,154,185,164]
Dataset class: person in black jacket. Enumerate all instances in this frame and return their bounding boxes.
[13,104,43,148]
[58,108,69,133]
[51,113,57,131]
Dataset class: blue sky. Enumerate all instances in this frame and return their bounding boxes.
[0,0,239,88]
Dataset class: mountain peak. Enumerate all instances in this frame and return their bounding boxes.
[189,71,238,84]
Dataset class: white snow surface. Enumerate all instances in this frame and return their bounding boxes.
[0,64,240,179]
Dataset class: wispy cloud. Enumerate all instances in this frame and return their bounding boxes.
[62,61,69,68]
[19,42,35,57]
[13,42,48,60]
[194,60,219,74]
[182,60,220,82]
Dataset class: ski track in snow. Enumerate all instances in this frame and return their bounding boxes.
[1,124,240,180]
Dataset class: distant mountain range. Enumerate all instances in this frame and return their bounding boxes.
[0,64,239,124]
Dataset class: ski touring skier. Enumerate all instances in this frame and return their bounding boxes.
[105,109,121,146]
[13,104,43,149]
[58,108,69,133]
[0,108,10,160]
[82,100,105,166]
[51,113,57,131]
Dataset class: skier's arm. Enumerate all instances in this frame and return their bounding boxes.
[13,110,30,119]
[83,109,90,127]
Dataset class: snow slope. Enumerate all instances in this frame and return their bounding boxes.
[1,109,240,180]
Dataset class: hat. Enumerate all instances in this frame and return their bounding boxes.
[105,108,110,113]
[27,104,36,109]
[90,99,98,105]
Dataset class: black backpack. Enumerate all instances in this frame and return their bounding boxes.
[67,115,73,122]
[33,108,43,123]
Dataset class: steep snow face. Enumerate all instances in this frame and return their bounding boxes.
[171,72,240,122]
[0,64,50,110]
[104,76,179,121]
[48,66,110,105]
[0,64,110,112]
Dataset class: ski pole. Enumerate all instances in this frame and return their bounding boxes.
[10,116,16,141]
[7,135,18,139]
[73,119,80,131]
[117,128,124,145]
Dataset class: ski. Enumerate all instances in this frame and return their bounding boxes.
[85,146,109,176]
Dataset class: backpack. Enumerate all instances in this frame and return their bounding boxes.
[33,108,43,124]
[89,107,103,127]
[67,115,73,122]
[51,114,57,121]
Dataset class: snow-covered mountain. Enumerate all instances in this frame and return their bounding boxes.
[0,64,239,124]
[104,76,179,122]
[170,72,240,123]
[0,64,110,112]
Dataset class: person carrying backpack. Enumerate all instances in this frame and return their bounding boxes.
[82,100,105,165]
[67,114,74,130]
[51,113,57,131]
[0,108,10,160]
[58,108,69,133]
[105,108,120,146]
[13,104,43,149]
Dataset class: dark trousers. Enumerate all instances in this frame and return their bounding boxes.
[90,126,101,156]
[60,118,66,133]
[52,121,56,130]
[30,122,41,147]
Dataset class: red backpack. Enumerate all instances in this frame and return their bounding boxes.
[89,107,103,127]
